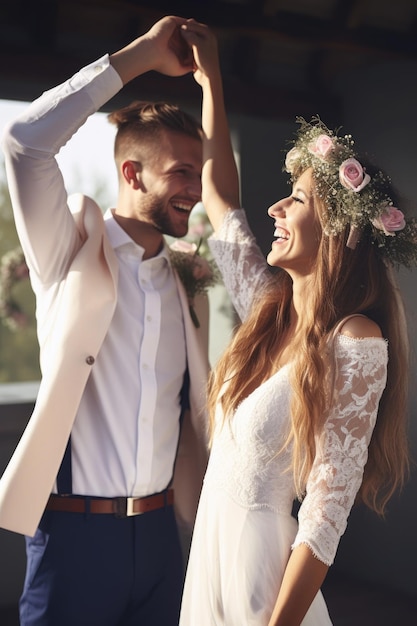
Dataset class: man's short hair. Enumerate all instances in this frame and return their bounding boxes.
[108,100,202,161]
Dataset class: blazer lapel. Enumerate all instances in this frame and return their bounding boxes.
[171,272,209,532]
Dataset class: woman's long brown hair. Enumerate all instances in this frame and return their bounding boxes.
[207,181,410,515]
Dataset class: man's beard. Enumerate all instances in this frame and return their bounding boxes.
[142,196,189,239]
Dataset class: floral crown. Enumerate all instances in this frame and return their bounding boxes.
[284,117,417,268]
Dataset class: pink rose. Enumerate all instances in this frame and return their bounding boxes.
[284,147,301,173]
[308,134,334,159]
[372,206,406,236]
[339,158,371,192]
[170,240,197,254]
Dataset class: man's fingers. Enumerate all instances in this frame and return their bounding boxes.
[168,24,194,68]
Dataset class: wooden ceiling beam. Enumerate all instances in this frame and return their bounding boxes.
[0,50,340,122]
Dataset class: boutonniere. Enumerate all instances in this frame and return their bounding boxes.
[169,239,219,328]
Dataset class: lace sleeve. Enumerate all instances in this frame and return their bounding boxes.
[292,335,388,566]
[208,210,272,321]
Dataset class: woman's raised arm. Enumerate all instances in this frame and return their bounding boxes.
[181,20,241,232]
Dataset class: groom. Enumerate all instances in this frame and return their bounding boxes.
[1,16,208,626]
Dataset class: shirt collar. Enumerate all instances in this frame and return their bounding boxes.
[104,208,170,261]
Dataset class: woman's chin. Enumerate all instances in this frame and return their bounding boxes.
[267,249,281,267]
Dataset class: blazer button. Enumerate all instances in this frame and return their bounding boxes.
[85,355,95,365]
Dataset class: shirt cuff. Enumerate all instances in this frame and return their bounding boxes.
[68,54,123,110]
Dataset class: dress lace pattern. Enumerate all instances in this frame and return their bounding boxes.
[208,210,388,566]
[294,335,387,564]
[208,209,272,321]
[181,210,388,624]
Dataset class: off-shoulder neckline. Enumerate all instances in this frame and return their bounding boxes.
[336,333,388,345]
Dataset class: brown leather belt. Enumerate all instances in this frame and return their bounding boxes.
[46,489,174,518]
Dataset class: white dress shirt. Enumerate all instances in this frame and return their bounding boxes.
[69,210,187,497]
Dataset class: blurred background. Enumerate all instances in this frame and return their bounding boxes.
[0,1,416,623]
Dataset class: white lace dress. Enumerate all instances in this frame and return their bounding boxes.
[180,211,388,626]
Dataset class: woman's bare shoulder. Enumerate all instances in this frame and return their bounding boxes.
[339,315,383,339]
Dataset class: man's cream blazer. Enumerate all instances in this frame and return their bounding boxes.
[0,194,210,537]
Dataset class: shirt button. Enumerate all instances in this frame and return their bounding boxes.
[86,355,95,365]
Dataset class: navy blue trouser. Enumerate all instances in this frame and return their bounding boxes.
[19,503,184,625]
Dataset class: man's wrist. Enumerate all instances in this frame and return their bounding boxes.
[109,35,154,85]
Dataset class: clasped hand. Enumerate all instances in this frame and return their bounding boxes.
[146,15,220,85]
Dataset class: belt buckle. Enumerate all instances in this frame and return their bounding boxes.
[126,496,141,517]
[115,497,141,518]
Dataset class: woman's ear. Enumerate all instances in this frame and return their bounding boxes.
[121,160,142,189]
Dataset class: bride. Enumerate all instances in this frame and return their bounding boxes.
[179,18,414,626]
